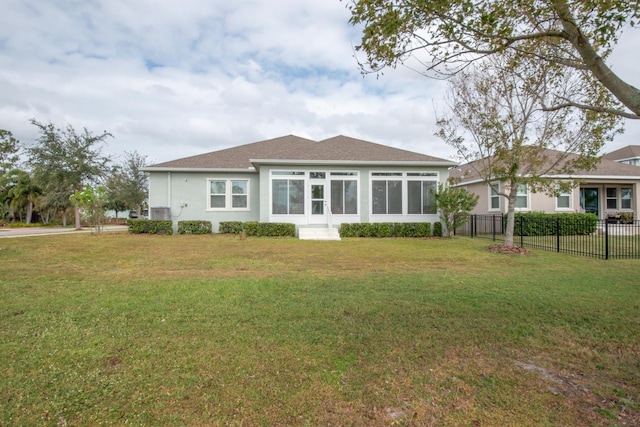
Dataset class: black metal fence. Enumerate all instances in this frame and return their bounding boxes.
[456,214,640,259]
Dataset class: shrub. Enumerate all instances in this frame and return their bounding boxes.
[433,222,443,237]
[127,219,173,235]
[219,221,244,234]
[339,222,432,238]
[243,221,259,237]
[255,222,296,237]
[178,220,212,235]
[512,212,598,236]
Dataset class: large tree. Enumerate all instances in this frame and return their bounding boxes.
[0,130,21,221]
[5,169,41,224]
[26,120,112,229]
[0,129,20,175]
[437,50,621,246]
[347,0,640,118]
[105,151,148,219]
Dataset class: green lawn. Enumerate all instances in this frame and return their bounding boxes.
[1,233,638,426]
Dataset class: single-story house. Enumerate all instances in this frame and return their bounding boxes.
[143,135,457,237]
[450,147,640,220]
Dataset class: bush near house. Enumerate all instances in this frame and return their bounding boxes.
[512,212,598,236]
[178,220,212,235]
[340,222,432,238]
[127,219,173,235]
[433,221,443,237]
[219,221,244,234]
[218,221,296,237]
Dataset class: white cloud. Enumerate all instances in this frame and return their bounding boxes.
[0,0,638,168]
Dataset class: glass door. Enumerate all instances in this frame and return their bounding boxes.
[309,172,328,224]
[580,188,599,217]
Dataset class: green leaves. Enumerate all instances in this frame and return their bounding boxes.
[348,0,640,116]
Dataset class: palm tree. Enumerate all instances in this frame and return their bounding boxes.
[6,169,41,224]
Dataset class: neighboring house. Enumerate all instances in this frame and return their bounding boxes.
[143,135,457,236]
[450,148,640,220]
[603,145,640,166]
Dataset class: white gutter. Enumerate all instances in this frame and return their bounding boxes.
[249,159,458,167]
[454,174,640,186]
[143,167,257,173]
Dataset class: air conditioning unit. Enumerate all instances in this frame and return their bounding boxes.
[150,207,171,220]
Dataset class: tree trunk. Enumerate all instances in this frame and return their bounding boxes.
[26,201,33,224]
[74,206,81,230]
[504,180,519,247]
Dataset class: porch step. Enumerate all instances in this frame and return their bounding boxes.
[298,227,341,241]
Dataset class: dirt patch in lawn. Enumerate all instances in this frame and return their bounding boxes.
[486,244,531,255]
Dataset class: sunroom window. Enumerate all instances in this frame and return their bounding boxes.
[272,179,304,215]
[407,180,437,214]
[372,179,402,214]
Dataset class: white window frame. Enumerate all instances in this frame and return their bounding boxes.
[206,178,250,211]
[370,171,440,216]
[621,187,633,210]
[515,183,529,210]
[555,186,572,211]
[329,171,359,215]
[606,187,618,210]
[489,182,501,211]
[270,170,306,216]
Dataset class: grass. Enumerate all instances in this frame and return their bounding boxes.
[1,232,639,426]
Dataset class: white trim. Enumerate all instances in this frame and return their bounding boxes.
[252,159,457,167]
[456,174,640,186]
[515,183,530,211]
[144,167,257,173]
[488,181,501,212]
[206,178,251,211]
[369,171,439,216]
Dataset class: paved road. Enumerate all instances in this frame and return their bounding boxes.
[0,225,128,238]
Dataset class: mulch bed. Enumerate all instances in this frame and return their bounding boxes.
[486,244,531,255]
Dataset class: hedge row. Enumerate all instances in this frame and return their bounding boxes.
[127,219,173,234]
[513,212,598,236]
[219,221,296,237]
[178,220,212,234]
[218,221,244,234]
[340,222,433,238]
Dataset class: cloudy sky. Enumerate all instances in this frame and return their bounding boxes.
[1,1,639,166]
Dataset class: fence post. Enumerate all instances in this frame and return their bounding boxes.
[470,214,475,238]
[605,219,609,260]
[556,216,561,252]
[492,214,496,241]
[520,215,524,247]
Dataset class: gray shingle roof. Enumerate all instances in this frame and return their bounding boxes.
[146,135,455,170]
[450,148,640,183]
[603,145,640,162]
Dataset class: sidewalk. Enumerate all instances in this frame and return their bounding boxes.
[0,225,128,238]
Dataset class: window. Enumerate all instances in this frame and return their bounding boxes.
[556,187,571,209]
[515,184,528,209]
[606,188,617,210]
[490,182,500,210]
[272,178,304,215]
[407,180,437,214]
[621,188,632,210]
[370,171,440,215]
[372,179,402,214]
[208,179,249,210]
[331,180,358,214]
